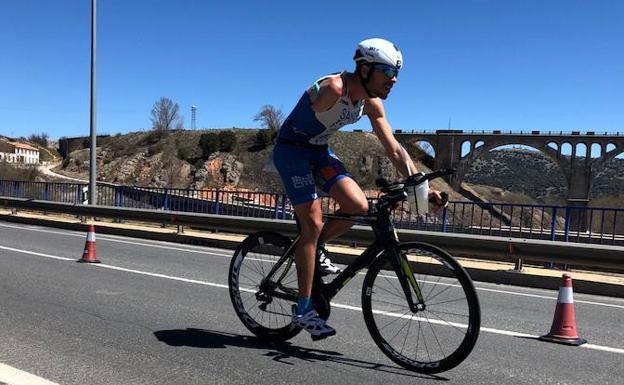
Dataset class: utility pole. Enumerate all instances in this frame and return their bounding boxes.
[89,0,97,205]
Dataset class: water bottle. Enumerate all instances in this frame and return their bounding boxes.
[407,172,429,215]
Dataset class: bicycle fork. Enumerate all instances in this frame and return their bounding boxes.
[391,249,426,313]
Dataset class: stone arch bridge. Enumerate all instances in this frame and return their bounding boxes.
[395,130,624,209]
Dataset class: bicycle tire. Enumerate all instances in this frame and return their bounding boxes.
[228,231,302,341]
[361,241,480,373]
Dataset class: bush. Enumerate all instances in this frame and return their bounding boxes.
[147,141,165,157]
[39,148,59,163]
[0,162,40,181]
[218,130,237,152]
[177,146,193,162]
[199,132,219,158]
[141,129,168,146]
[255,129,272,148]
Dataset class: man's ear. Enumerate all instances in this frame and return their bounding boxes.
[358,63,372,78]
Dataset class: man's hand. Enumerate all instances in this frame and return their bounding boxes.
[428,189,449,212]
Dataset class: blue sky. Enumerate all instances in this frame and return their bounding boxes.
[0,0,622,140]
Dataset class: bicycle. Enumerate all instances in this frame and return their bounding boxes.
[228,169,481,373]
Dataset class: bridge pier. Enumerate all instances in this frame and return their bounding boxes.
[565,198,590,234]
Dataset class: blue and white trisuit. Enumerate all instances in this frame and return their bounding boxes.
[273,71,366,205]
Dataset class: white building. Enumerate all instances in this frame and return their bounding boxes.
[0,141,40,164]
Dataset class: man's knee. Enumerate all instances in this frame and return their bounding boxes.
[299,216,324,238]
[342,199,369,215]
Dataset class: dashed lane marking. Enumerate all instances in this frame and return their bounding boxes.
[0,362,60,385]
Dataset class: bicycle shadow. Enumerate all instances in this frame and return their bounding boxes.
[154,328,447,380]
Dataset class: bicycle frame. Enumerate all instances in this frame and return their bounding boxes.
[259,211,426,313]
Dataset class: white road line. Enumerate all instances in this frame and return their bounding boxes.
[2,221,623,308]
[0,245,73,261]
[0,222,231,256]
[375,272,624,309]
[2,244,624,356]
[475,287,624,309]
[93,263,230,290]
[0,362,60,385]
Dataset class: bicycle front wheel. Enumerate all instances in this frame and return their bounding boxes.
[361,242,480,373]
[228,231,301,341]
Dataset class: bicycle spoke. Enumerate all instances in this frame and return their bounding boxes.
[371,298,412,309]
[424,311,447,359]
[425,280,458,303]
[423,274,445,300]
[427,296,470,307]
[376,308,413,331]
[386,316,412,347]
[374,278,411,302]
[400,313,414,354]
[424,310,469,335]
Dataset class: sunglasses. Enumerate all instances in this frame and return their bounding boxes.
[372,64,400,79]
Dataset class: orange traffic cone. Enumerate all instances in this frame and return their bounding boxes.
[539,274,586,346]
[78,224,101,263]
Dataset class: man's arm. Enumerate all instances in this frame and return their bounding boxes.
[365,98,446,207]
[308,76,342,113]
[365,98,417,178]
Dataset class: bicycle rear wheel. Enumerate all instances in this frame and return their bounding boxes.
[361,242,480,373]
[228,231,301,341]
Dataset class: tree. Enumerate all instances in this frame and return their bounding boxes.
[218,130,237,152]
[199,132,219,158]
[150,97,183,132]
[28,133,49,147]
[253,105,284,133]
[256,129,272,148]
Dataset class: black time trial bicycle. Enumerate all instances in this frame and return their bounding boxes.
[228,169,480,374]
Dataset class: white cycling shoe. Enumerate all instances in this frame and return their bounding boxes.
[292,305,336,341]
[317,247,342,275]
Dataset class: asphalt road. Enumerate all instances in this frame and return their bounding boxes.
[1,221,623,385]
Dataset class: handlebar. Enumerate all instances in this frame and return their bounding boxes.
[374,168,455,208]
[375,168,455,190]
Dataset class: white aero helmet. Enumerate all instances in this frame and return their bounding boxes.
[354,38,402,69]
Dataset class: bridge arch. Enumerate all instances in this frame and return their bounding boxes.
[455,140,571,186]
[460,140,472,158]
[590,143,602,158]
[596,143,624,168]
[461,143,568,201]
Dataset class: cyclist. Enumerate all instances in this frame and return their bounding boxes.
[273,38,444,339]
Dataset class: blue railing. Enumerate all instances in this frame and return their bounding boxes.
[2,180,623,246]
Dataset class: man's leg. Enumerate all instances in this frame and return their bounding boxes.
[319,177,369,244]
[292,200,323,298]
[291,199,337,339]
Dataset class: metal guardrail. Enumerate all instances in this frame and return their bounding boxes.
[1,197,622,272]
[3,179,624,246]
[0,180,292,220]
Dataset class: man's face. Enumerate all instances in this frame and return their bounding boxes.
[367,64,399,99]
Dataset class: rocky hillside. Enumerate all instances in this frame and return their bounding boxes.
[58,129,413,192]
[464,149,624,202]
